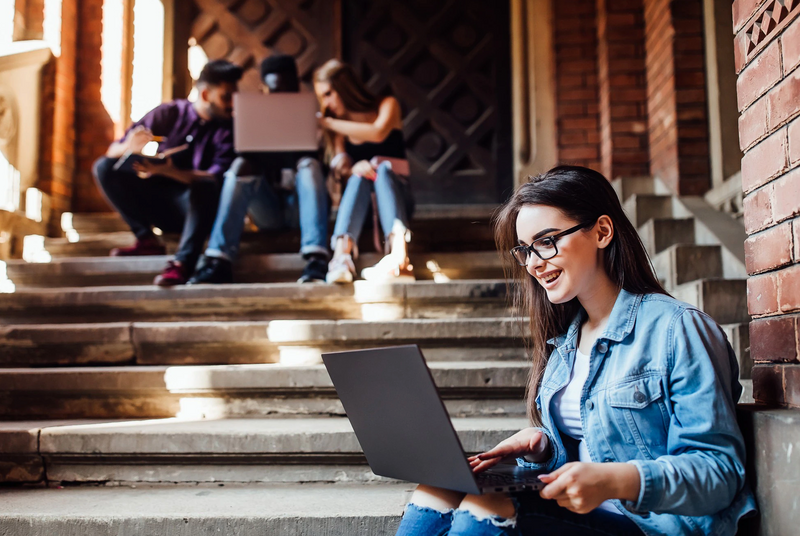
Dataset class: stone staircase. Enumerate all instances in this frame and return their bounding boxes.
[0,184,753,535]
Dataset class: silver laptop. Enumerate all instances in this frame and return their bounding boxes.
[322,345,545,494]
[233,92,319,152]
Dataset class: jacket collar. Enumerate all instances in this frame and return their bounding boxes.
[547,288,643,349]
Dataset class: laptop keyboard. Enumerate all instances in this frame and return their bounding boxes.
[476,471,539,486]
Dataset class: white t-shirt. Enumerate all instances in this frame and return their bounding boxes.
[551,347,623,515]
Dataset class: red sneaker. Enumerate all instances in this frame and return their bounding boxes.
[154,260,188,287]
[110,237,166,257]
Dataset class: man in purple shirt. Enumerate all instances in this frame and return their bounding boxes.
[92,60,242,286]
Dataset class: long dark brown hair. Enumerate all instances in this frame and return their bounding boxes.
[493,166,668,425]
[313,59,381,162]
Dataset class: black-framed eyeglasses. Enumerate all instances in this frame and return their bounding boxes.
[510,222,594,266]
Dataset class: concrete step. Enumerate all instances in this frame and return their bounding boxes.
[67,212,131,234]
[45,207,498,259]
[622,193,678,228]
[0,362,528,420]
[67,205,499,235]
[638,217,695,256]
[0,483,411,535]
[0,279,510,324]
[737,407,800,536]
[0,317,525,367]
[611,176,670,203]
[4,251,504,289]
[671,278,749,324]
[651,244,723,289]
[1,416,528,484]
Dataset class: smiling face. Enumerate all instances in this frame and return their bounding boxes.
[515,204,613,305]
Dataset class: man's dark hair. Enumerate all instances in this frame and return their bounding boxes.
[197,60,244,87]
[260,54,299,91]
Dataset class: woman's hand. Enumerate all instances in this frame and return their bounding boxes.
[351,159,376,180]
[539,462,641,514]
[468,428,549,473]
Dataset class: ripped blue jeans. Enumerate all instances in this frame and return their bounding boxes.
[396,504,518,536]
[395,493,644,536]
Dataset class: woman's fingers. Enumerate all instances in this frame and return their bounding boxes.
[471,456,502,473]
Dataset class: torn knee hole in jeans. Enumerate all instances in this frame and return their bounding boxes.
[406,503,455,517]
[463,510,518,528]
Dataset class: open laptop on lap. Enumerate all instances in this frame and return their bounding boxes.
[322,345,545,495]
[233,92,319,152]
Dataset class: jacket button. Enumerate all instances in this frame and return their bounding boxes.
[634,391,647,404]
[597,342,608,353]
[586,400,594,410]
[603,457,613,463]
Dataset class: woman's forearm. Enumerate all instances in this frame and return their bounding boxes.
[322,117,389,143]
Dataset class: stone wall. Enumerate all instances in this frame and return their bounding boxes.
[736,0,800,407]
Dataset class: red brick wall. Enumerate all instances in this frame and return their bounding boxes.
[553,0,602,171]
[736,0,800,407]
[72,0,114,212]
[597,0,650,179]
[643,0,710,194]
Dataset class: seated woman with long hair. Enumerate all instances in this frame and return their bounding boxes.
[394,166,756,535]
[313,59,414,284]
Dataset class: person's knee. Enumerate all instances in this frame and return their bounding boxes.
[92,157,116,185]
[296,158,326,189]
[409,485,464,512]
[458,493,516,520]
[297,157,322,175]
[230,156,256,178]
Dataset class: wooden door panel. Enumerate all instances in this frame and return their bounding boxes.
[344,0,512,204]
[190,0,339,91]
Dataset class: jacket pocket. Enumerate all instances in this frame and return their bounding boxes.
[607,375,670,459]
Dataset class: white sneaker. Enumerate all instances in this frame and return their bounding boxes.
[326,254,356,284]
[361,254,415,282]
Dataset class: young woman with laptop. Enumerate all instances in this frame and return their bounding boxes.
[394,166,756,535]
[313,59,415,284]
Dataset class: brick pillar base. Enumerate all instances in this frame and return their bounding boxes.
[735,0,800,407]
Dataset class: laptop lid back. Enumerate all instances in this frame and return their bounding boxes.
[322,345,481,494]
[233,92,319,152]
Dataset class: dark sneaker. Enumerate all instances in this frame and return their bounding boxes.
[154,260,189,287]
[110,237,166,257]
[187,256,233,285]
[297,258,328,283]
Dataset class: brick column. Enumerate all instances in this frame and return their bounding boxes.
[553,0,602,171]
[12,0,45,41]
[597,0,650,180]
[735,0,800,407]
[643,0,711,194]
[73,0,115,212]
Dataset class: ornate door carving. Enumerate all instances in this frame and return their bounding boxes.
[344,0,513,204]
[190,0,340,91]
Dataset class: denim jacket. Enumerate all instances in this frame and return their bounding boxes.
[518,289,757,536]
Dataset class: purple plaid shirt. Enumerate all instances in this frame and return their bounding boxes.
[120,99,234,180]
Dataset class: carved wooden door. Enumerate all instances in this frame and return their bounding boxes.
[343,0,513,205]
[190,0,340,91]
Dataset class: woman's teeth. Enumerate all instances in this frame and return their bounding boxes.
[543,271,561,284]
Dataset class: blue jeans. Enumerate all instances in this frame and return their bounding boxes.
[93,156,219,271]
[330,161,413,251]
[395,493,644,536]
[205,156,329,261]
